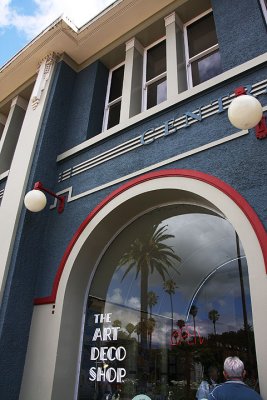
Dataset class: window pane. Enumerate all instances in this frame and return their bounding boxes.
[187,13,218,58]
[147,77,167,109]
[107,101,121,129]
[191,50,222,86]
[78,205,260,400]
[109,65,124,102]
[146,40,166,81]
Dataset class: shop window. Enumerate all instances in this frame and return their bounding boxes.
[184,11,222,88]
[103,63,125,130]
[77,204,260,400]
[143,38,167,110]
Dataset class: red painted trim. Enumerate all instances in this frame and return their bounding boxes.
[34,169,267,305]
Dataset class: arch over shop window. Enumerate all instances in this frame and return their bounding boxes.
[77,202,260,400]
[35,169,267,400]
[34,169,267,306]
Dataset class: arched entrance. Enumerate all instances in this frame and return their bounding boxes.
[19,170,267,400]
[77,203,259,400]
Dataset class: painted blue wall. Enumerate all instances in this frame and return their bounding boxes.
[0,2,267,397]
[0,58,109,400]
[211,0,267,70]
[34,63,267,299]
[60,60,108,152]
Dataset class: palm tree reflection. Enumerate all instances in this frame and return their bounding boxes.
[208,309,220,336]
[118,224,181,349]
[164,279,178,333]
[189,305,198,343]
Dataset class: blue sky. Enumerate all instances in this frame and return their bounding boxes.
[0,0,115,68]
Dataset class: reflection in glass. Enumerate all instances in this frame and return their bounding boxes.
[77,205,259,400]
[118,224,181,350]
[146,41,166,81]
[147,78,167,109]
[107,101,121,129]
[187,13,218,58]
[109,66,124,102]
[191,51,222,86]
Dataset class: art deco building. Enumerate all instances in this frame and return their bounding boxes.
[0,1,266,399]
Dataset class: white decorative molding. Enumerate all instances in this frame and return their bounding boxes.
[0,170,9,181]
[11,95,28,111]
[58,78,267,183]
[164,12,183,30]
[31,53,58,110]
[0,188,4,201]
[125,37,143,54]
[53,129,249,208]
[56,52,267,162]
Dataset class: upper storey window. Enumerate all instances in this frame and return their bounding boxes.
[101,8,223,132]
[184,11,222,88]
[103,63,125,130]
[143,38,167,110]
[259,0,267,23]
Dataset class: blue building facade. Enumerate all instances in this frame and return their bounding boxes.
[0,1,267,399]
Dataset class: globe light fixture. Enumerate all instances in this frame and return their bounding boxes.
[24,189,47,212]
[228,94,263,130]
[24,181,65,213]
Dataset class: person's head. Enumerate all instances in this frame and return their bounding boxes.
[208,366,219,382]
[223,357,245,380]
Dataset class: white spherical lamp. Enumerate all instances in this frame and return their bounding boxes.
[228,95,263,130]
[24,189,47,212]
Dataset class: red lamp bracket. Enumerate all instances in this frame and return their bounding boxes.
[34,181,65,213]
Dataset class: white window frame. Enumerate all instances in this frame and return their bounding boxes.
[142,36,167,111]
[184,8,219,89]
[259,0,267,24]
[102,61,125,131]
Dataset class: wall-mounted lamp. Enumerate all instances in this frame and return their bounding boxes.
[228,87,267,139]
[24,181,65,214]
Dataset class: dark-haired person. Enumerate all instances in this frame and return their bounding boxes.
[196,365,219,399]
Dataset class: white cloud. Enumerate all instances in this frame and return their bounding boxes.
[0,0,12,26]
[107,287,123,304]
[0,0,115,39]
[127,296,140,309]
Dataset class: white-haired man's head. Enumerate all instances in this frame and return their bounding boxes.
[223,357,245,380]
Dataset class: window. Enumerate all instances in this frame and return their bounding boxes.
[101,9,223,127]
[143,38,167,110]
[103,63,125,130]
[184,11,222,88]
[77,204,260,400]
[259,0,267,24]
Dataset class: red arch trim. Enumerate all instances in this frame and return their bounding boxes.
[34,169,267,305]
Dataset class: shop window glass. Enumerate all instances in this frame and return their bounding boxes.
[185,12,222,87]
[103,64,125,130]
[144,39,167,110]
[77,204,259,400]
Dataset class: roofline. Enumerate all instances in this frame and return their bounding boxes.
[0,0,182,105]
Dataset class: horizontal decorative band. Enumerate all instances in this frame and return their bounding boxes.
[52,129,249,208]
[58,79,267,183]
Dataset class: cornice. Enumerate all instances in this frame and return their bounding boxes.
[0,0,179,104]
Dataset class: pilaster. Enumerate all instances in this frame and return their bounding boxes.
[0,96,28,175]
[165,12,187,100]
[0,53,57,304]
[0,113,7,140]
[120,38,143,121]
